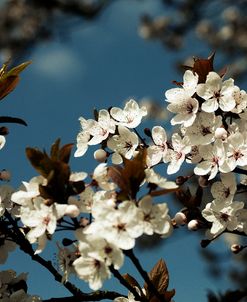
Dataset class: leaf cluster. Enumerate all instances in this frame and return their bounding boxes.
[26,139,85,204]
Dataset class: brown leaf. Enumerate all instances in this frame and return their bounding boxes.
[26,148,51,178]
[0,61,31,100]
[59,143,74,163]
[150,289,176,302]
[0,76,19,100]
[108,166,128,193]
[122,274,142,292]
[191,52,215,83]
[144,259,169,299]
[108,149,146,199]
[26,140,75,203]
[50,138,60,160]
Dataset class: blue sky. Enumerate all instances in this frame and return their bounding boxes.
[1,1,236,301]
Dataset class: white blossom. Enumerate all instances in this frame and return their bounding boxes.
[202,200,244,236]
[211,173,236,203]
[194,140,228,180]
[230,86,247,114]
[11,176,46,207]
[164,133,191,174]
[69,171,87,182]
[74,129,90,157]
[110,99,147,128]
[0,135,6,150]
[197,72,236,112]
[73,255,110,290]
[138,195,172,236]
[85,201,144,250]
[182,112,222,146]
[93,163,116,191]
[107,126,139,164]
[144,168,178,189]
[68,186,94,213]
[224,132,247,171]
[146,126,167,166]
[114,288,144,302]
[87,109,116,145]
[165,70,199,127]
[76,231,124,270]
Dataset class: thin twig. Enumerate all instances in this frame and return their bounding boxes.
[110,266,146,302]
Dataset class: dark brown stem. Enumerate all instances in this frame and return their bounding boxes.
[110,266,145,301]
[150,187,178,197]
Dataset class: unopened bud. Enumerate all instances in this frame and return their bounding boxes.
[198,175,209,187]
[188,219,199,231]
[174,212,187,225]
[94,149,107,162]
[62,238,75,246]
[201,239,211,248]
[0,169,11,181]
[176,176,190,185]
[65,205,80,217]
[0,127,8,135]
[144,128,152,137]
[231,244,243,254]
[215,127,227,140]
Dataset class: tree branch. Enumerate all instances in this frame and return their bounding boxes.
[4,210,122,301]
[110,266,145,302]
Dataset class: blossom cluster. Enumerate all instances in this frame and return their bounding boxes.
[0,98,177,292]
[163,66,247,238]
[1,56,247,300]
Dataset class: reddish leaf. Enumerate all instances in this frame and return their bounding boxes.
[150,289,176,302]
[50,138,60,160]
[0,61,31,100]
[59,143,74,163]
[148,259,169,294]
[192,52,215,83]
[108,166,128,193]
[122,274,143,293]
[108,149,146,199]
[25,140,76,203]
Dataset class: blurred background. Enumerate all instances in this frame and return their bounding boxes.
[1,0,247,301]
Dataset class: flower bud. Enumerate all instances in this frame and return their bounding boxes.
[144,128,152,137]
[215,127,227,140]
[62,238,75,246]
[65,205,80,218]
[0,169,11,181]
[187,219,199,231]
[174,212,187,225]
[0,127,9,135]
[201,239,211,248]
[94,149,107,162]
[176,176,190,185]
[231,244,243,254]
[198,175,209,187]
